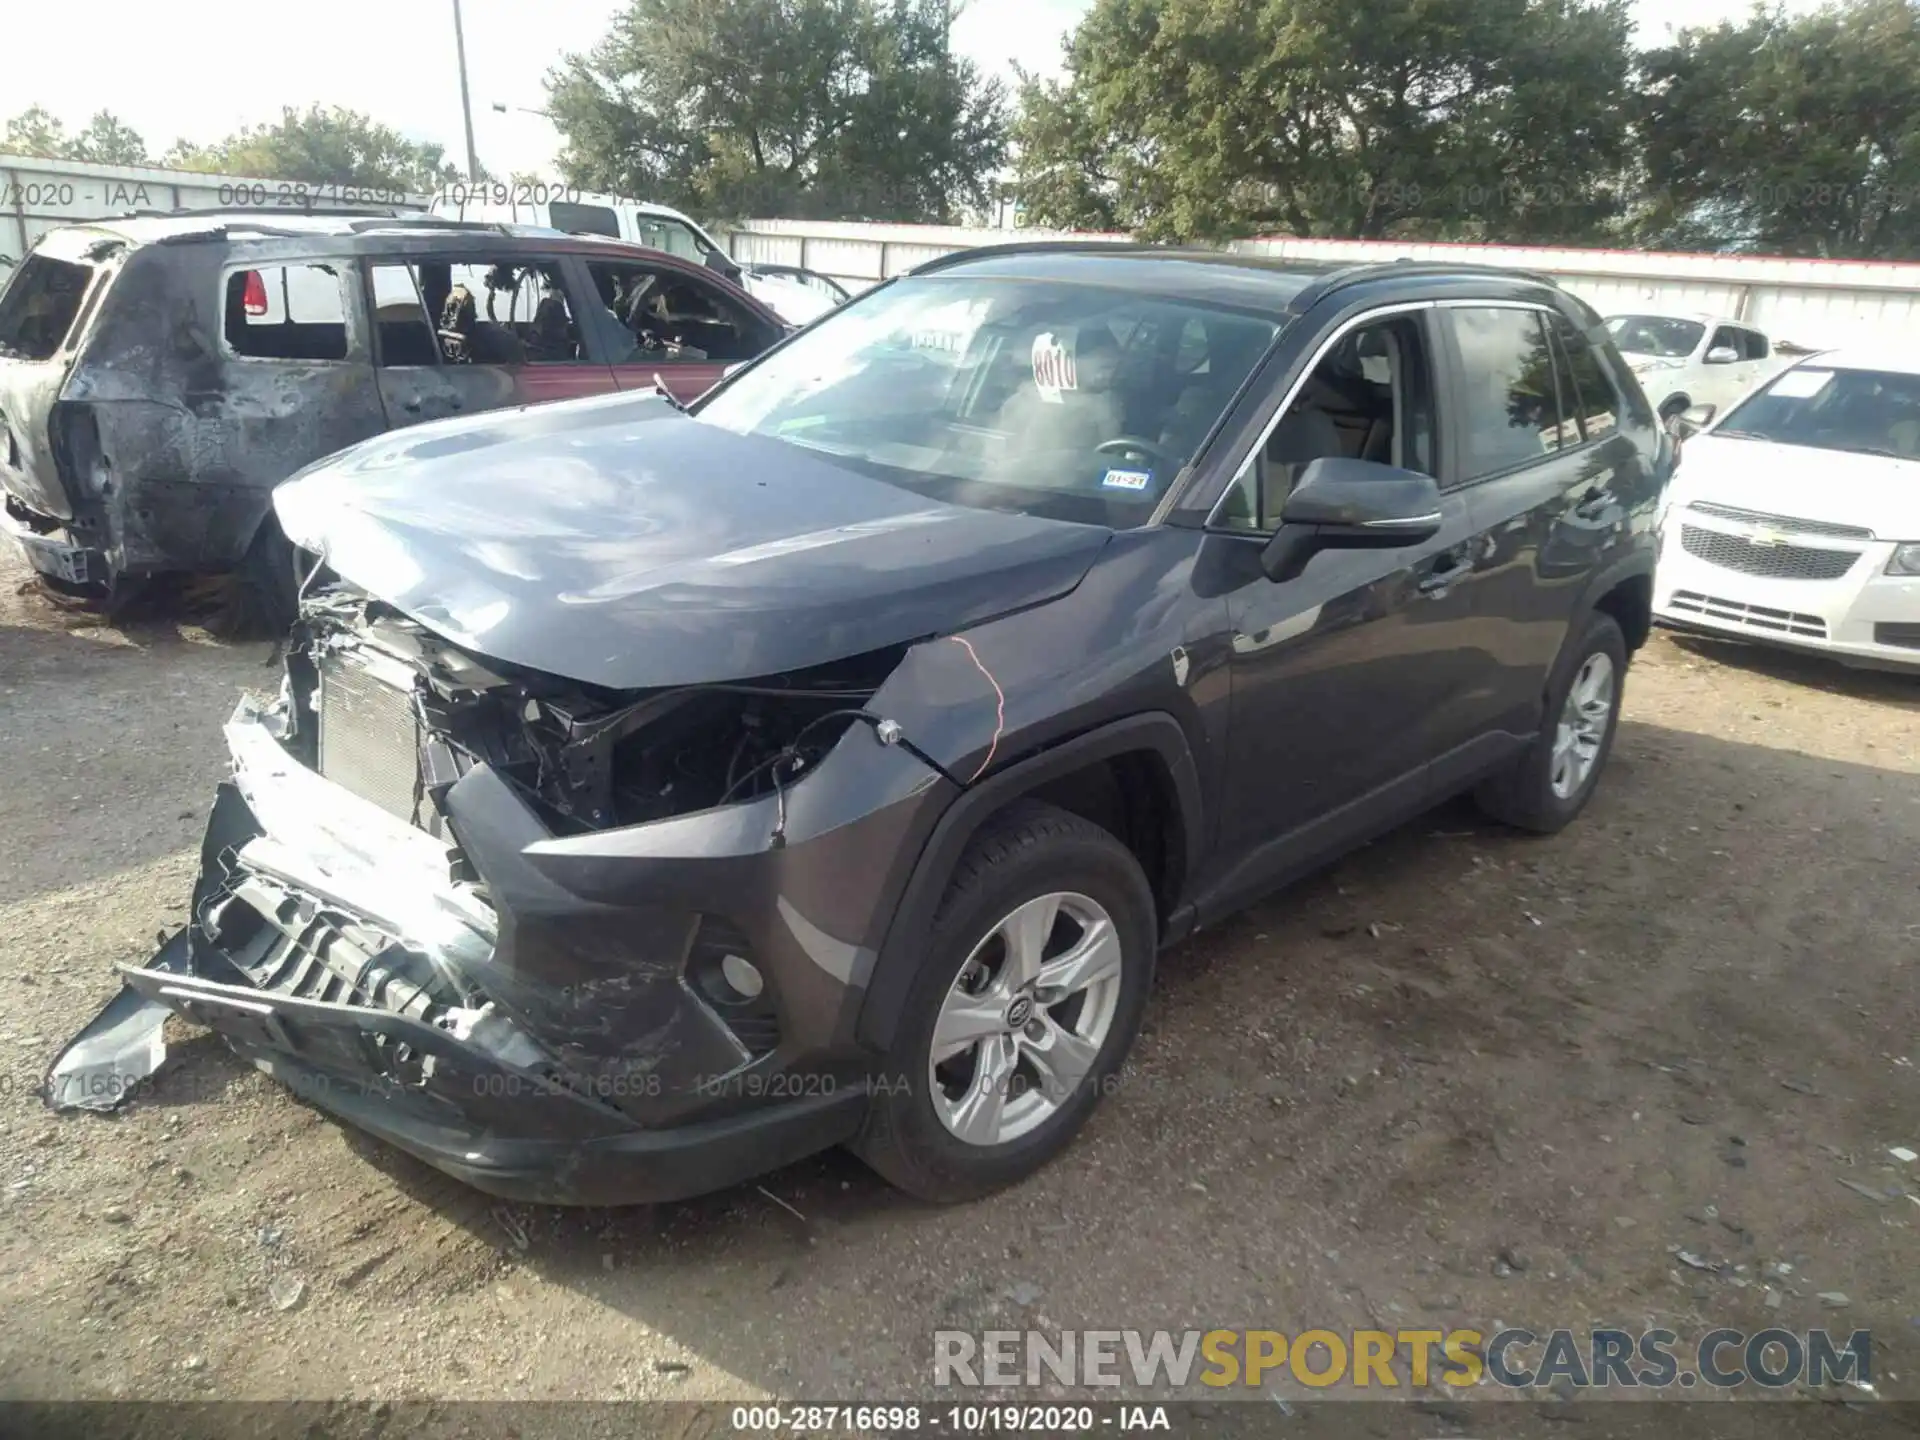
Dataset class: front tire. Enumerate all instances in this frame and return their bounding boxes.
[853,801,1156,1203]
[1475,611,1627,834]
[209,518,305,639]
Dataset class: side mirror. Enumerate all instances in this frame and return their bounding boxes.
[705,249,742,282]
[1668,404,1715,440]
[1258,457,1443,583]
[1705,345,1739,365]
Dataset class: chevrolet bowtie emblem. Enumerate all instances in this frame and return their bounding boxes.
[1745,526,1787,547]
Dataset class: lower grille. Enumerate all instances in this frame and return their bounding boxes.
[1680,525,1861,581]
[317,653,424,825]
[1668,591,1827,639]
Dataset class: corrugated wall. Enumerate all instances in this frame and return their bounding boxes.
[725,220,1920,350]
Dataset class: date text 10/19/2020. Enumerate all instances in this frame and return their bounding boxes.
[729,1406,1173,1432]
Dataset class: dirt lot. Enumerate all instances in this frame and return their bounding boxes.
[1,540,1917,1414]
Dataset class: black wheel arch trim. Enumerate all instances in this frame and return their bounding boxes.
[1575,550,1656,650]
[853,711,1204,1054]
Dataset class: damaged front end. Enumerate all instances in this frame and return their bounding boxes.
[48,584,954,1204]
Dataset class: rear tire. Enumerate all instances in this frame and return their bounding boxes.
[852,801,1156,1203]
[1475,611,1627,834]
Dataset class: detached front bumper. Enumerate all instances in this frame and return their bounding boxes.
[49,696,946,1204]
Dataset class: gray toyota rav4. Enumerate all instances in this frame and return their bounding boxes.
[50,245,1672,1206]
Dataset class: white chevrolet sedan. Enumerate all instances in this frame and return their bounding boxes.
[1653,348,1920,672]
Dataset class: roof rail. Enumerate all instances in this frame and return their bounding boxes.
[905,239,1175,276]
[110,204,404,222]
[1291,258,1563,311]
[343,215,508,233]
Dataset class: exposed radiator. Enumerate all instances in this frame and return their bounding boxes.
[316,652,423,825]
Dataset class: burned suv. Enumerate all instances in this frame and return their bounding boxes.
[0,211,784,621]
[51,246,1671,1206]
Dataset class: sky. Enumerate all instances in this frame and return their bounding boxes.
[7,0,1816,183]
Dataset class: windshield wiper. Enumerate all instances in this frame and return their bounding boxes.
[1710,428,1767,440]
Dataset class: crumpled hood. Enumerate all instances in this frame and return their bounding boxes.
[1672,434,1920,539]
[275,390,1113,689]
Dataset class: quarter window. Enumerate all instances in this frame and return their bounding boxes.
[1446,307,1563,480]
[0,255,94,361]
[224,264,349,361]
[1549,316,1620,443]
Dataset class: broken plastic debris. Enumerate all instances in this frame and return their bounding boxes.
[42,934,192,1112]
[1891,1147,1917,1164]
[1838,1178,1891,1205]
[268,1277,306,1312]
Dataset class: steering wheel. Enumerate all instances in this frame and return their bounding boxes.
[1096,436,1181,471]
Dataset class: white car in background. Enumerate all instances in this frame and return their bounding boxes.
[1606,312,1785,426]
[430,189,848,326]
[1653,349,1920,672]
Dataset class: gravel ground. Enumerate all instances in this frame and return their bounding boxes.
[1,541,1917,1415]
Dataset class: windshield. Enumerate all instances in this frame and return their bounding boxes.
[1605,315,1705,358]
[1713,365,1920,460]
[696,275,1282,527]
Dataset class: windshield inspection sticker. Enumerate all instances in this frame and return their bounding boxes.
[1102,468,1153,491]
[1771,369,1835,399]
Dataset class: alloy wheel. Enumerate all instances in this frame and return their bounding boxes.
[929,891,1123,1146]
[1550,651,1615,800]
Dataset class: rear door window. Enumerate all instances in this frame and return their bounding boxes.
[0,255,94,361]
[1445,307,1564,481]
[224,264,350,361]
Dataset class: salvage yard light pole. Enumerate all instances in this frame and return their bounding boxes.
[452,0,483,181]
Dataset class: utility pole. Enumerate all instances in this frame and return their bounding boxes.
[451,0,483,181]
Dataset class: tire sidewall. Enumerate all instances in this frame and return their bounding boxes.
[864,817,1156,1199]
[1529,612,1628,825]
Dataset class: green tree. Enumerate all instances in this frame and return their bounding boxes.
[1011,0,1635,244]
[546,0,1009,222]
[4,106,149,165]
[163,106,460,191]
[1633,0,1920,258]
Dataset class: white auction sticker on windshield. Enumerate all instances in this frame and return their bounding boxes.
[1031,332,1077,403]
[1101,468,1152,491]
[1770,368,1834,399]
